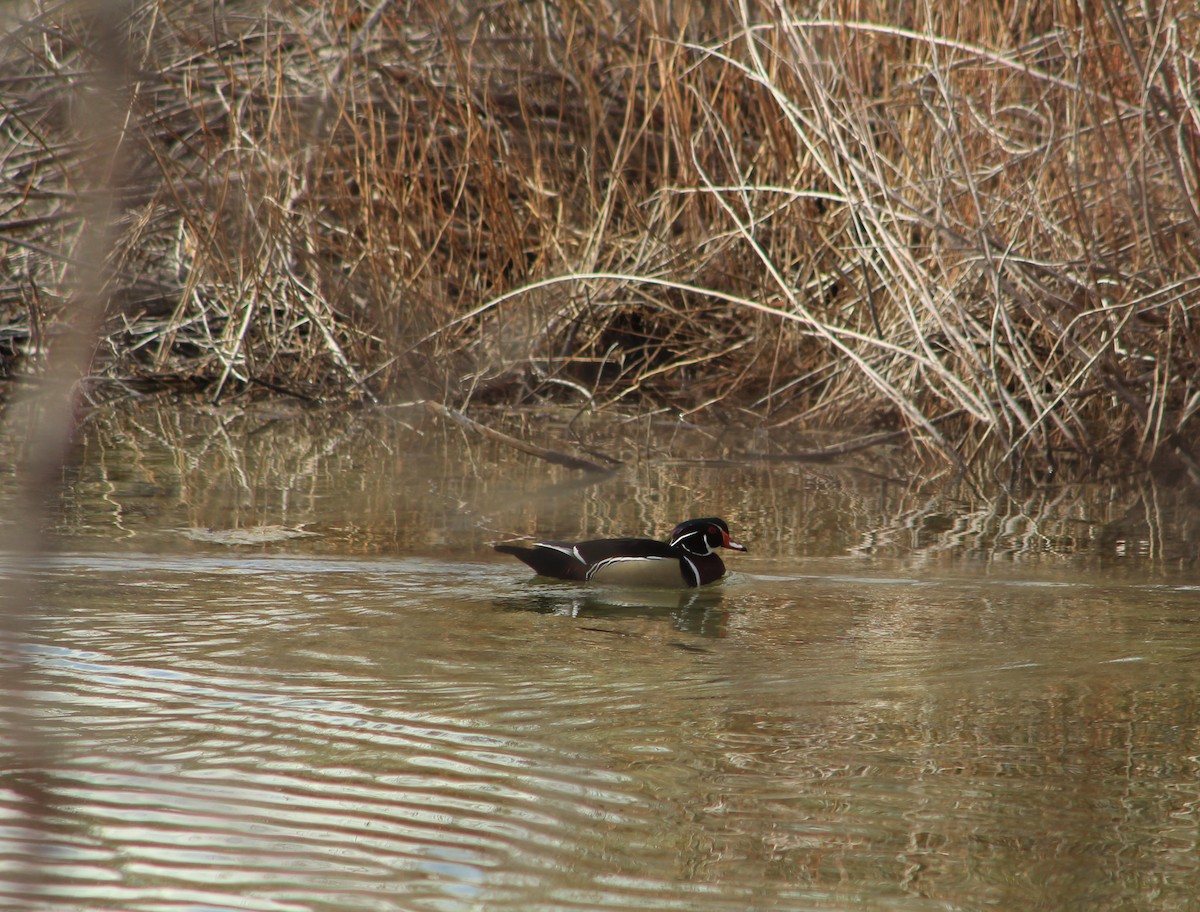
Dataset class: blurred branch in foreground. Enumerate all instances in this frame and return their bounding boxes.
[0,2,133,906]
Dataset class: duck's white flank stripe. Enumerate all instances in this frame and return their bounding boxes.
[586,555,675,580]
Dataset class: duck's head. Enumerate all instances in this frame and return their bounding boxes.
[670,517,748,556]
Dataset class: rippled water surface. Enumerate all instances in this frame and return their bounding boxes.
[3,401,1200,911]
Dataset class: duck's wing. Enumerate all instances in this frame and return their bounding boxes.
[494,540,589,580]
[497,536,703,587]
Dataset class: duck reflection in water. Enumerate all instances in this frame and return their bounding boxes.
[491,584,731,638]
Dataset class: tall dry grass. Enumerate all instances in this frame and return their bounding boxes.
[2,0,1199,474]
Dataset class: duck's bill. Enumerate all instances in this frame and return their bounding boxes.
[722,532,748,552]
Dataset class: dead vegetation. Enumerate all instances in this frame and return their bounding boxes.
[2,0,1199,475]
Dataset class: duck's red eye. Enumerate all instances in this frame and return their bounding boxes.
[708,526,718,535]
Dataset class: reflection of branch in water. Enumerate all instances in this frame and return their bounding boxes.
[426,400,619,474]
[0,3,133,899]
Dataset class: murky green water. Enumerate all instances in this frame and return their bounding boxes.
[3,400,1200,911]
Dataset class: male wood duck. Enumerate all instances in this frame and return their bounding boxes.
[495,517,747,588]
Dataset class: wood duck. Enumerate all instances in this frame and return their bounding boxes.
[495,517,747,588]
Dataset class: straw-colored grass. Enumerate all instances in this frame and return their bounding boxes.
[2,0,1199,475]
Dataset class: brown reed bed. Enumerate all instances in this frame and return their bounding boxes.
[1,0,1199,476]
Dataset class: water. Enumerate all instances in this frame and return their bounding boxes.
[2,400,1200,911]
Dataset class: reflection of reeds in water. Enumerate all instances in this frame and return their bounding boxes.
[847,476,1200,571]
[694,620,1200,895]
[2,2,1199,472]
[47,402,1200,572]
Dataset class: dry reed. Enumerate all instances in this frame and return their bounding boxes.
[1,0,1198,475]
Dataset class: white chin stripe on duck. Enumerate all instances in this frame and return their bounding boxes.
[672,533,715,556]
